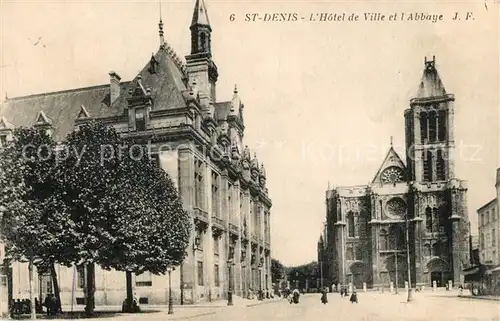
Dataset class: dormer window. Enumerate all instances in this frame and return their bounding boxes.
[0,135,7,147]
[135,108,146,131]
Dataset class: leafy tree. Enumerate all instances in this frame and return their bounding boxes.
[56,122,191,315]
[286,261,320,290]
[97,141,191,312]
[271,258,285,283]
[0,128,75,319]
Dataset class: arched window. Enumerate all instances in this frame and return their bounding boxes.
[389,225,404,250]
[438,110,446,141]
[347,211,355,237]
[355,245,363,261]
[359,216,366,238]
[425,207,433,232]
[346,246,354,261]
[379,229,389,251]
[423,151,433,182]
[428,110,437,142]
[420,112,428,143]
[436,150,445,181]
[438,205,447,232]
[200,33,207,52]
[432,207,439,232]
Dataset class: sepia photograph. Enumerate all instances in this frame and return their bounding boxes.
[0,0,498,320]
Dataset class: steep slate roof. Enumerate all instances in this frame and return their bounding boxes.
[371,145,407,184]
[0,84,127,141]
[0,45,188,142]
[415,58,447,99]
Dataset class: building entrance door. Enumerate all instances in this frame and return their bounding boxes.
[430,272,443,287]
[40,273,52,301]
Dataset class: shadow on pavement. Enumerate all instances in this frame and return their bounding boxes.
[11,310,162,319]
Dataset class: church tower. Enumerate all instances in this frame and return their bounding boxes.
[185,0,219,106]
[404,56,456,183]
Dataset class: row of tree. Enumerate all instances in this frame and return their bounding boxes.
[0,122,192,319]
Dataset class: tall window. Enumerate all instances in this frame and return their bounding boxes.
[77,265,85,289]
[492,208,496,221]
[359,216,367,238]
[213,236,219,255]
[228,183,233,223]
[428,111,437,142]
[388,225,403,250]
[355,245,363,261]
[0,135,6,147]
[425,207,433,232]
[423,151,433,182]
[346,246,354,260]
[136,272,152,287]
[481,233,485,250]
[211,171,219,216]
[432,207,439,232]
[214,264,220,286]
[135,108,146,131]
[347,212,355,237]
[194,160,203,208]
[420,112,428,143]
[379,229,389,251]
[492,229,496,247]
[436,150,445,181]
[438,205,447,232]
[197,261,204,285]
[438,110,446,141]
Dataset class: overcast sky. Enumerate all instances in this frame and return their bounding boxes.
[1,0,498,267]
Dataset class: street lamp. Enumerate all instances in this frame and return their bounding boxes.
[227,246,235,306]
[167,267,175,314]
[258,262,263,301]
[405,215,413,302]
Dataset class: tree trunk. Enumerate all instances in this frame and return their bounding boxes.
[50,263,62,313]
[125,271,133,313]
[28,259,36,320]
[84,263,95,317]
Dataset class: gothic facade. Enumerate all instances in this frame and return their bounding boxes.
[0,0,272,306]
[319,57,470,290]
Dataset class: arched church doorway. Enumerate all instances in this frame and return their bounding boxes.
[348,262,368,289]
[426,258,449,287]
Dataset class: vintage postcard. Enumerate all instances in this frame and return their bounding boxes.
[0,0,498,320]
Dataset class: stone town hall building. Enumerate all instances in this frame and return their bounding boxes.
[0,0,272,306]
[318,57,470,290]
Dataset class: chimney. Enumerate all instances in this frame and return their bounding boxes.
[109,71,121,105]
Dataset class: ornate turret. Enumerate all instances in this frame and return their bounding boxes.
[242,146,251,169]
[259,163,266,187]
[251,153,259,181]
[230,84,240,117]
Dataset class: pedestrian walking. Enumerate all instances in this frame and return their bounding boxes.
[350,291,358,304]
[320,287,328,304]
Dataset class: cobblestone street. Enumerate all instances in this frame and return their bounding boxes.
[45,290,500,321]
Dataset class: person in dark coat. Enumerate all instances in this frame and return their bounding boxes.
[350,291,358,304]
[320,287,328,304]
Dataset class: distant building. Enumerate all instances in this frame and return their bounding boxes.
[320,57,471,290]
[0,0,272,306]
[477,169,500,266]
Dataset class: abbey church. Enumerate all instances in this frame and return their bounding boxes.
[318,57,471,289]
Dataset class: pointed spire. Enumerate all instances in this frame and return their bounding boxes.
[158,1,164,47]
[191,0,211,29]
[390,136,393,147]
[230,84,240,115]
[415,55,447,99]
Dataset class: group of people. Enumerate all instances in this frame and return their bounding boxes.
[10,293,59,316]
